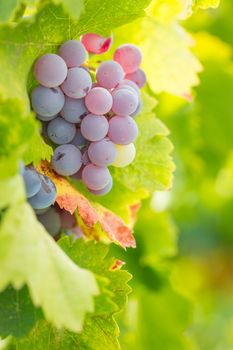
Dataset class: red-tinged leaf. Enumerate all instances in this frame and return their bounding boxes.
[111,259,125,270]
[36,161,136,248]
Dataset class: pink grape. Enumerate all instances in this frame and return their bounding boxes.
[117,79,141,98]
[81,33,112,54]
[31,86,65,117]
[85,87,113,115]
[59,40,87,68]
[61,67,92,99]
[81,114,108,141]
[88,176,113,196]
[52,144,82,176]
[72,128,88,148]
[82,164,111,190]
[61,96,88,123]
[112,88,138,115]
[125,68,146,88]
[34,53,67,88]
[96,60,124,89]
[114,44,142,74]
[108,115,138,145]
[88,138,117,166]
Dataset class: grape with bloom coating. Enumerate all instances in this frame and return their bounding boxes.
[61,67,92,99]
[112,88,138,115]
[85,87,113,115]
[125,68,146,88]
[131,99,142,118]
[23,167,41,198]
[81,114,108,141]
[47,117,76,145]
[112,143,136,167]
[81,33,112,54]
[96,60,124,89]
[52,144,82,176]
[61,97,88,123]
[34,53,67,88]
[38,207,61,236]
[37,113,57,122]
[114,44,142,74]
[82,164,111,190]
[88,138,117,166]
[59,40,87,68]
[28,175,56,209]
[72,128,88,148]
[108,115,138,145]
[31,86,65,117]
[88,176,113,196]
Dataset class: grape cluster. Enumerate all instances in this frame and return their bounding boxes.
[21,163,82,238]
[31,35,146,196]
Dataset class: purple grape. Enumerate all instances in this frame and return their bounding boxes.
[28,175,56,209]
[70,165,84,180]
[52,144,82,176]
[108,115,138,145]
[114,44,142,74]
[125,68,146,88]
[88,138,117,166]
[47,117,76,145]
[72,128,88,148]
[81,148,90,165]
[82,164,111,190]
[61,67,92,99]
[88,176,113,196]
[117,79,141,98]
[34,207,51,215]
[96,60,124,89]
[131,99,142,118]
[112,88,138,115]
[34,53,67,88]
[59,40,87,68]
[81,114,109,141]
[61,96,88,123]
[85,87,113,115]
[38,207,61,236]
[23,166,41,198]
[37,113,57,122]
[31,86,65,117]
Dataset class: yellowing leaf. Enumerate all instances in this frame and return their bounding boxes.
[36,161,136,248]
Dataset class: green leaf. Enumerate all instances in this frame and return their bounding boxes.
[0,286,42,338]
[10,238,132,349]
[0,175,25,208]
[192,0,220,10]
[0,203,99,333]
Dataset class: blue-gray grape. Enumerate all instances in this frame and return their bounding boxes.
[72,128,88,148]
[31,86,65,117]
[52,144,82,176]
[61,67,92,99]
[23,166,41,198]
[81,114,109,141]
[61,97,88,123]
[37,207,61,236]
[28,175,56,209]
[47,117,76,145]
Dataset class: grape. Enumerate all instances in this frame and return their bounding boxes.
[38,207,61,236]
[81,33,112,54]
[112,88,138,115]
[85,87,113,115]
[72,128,88,148]
[81,149,90,165]
[125,69,146,88]
[113,44,142,74]
[88,176,113,196]
[60,210,76,229]
[88,138,117,166]
[28,175,56,209]
[34,53,67,88]
[70,166,84,180]
[37,113,57,122]
[47,117,76,145]
[108,116,138,144]
[52,144,82,176]
[31,86,65,117]
[61,97,88,123]
[61,67,92,99]
[59,40,87,68]
[23,166,41,198]
[117,79,141,98]
[131,99,142,118]
[81,114,108,141]
[34,207,50,215]
[96,60,124,89]
[112,143,136,167]
[82,164,111,190]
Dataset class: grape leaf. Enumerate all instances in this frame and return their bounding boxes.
[0,0,84,23]
[0,202,99,333]
[0,286,42,338]
[10,238,132,350]
[36,161,136,248]
[192,0,220,10]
